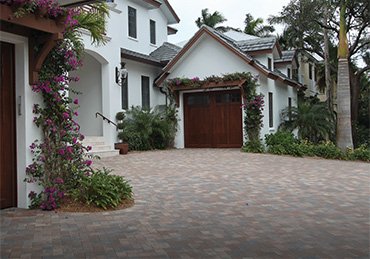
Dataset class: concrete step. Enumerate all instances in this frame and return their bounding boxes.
[89,149,120,158]
[83,136,120,158]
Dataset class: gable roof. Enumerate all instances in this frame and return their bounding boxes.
[150,42,182,64]
[155,25,304,89]
[160,0,180,24]
[236,37,277,52]
[121,48,163,67]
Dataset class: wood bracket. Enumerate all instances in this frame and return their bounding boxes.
[29,33,63,84]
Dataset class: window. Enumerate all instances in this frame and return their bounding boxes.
[287,68,291,79]
[314,66,317,81]
[187,95,209,106]
[309,63,313,80]
[128,6,137,38]
[268,92,273,128]
[150,20,156,45]
[268,58,272,70]
[121,75,128,109]
[141,76,150,109]
[288,97,292,121]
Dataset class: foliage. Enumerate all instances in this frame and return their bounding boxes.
[119,106,178,151]
[265,131,303,157]
[244,13,275,37]
[1,0,66,19]
[71,168,133,209]
[242,139,264,153]
[279,100,335,143]
[264,131,369,161]
[195,8,227,32]
[346,145,370,162]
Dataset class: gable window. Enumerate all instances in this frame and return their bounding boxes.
[268,58,272,70]
[150,20,156,45]
[121,75,128,109]
[141,76,150,109]
[128,6,137,38]
[309,63,313,80]
[268,92,273,128]
[287,68,291,78]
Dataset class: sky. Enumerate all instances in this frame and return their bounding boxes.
[167,0,290,44]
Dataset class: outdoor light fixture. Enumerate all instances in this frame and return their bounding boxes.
[116,62,128,86]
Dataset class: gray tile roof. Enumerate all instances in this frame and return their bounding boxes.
[235,37,277,52]
[275,50,296,63]
[121,48,163,66]
[150,42,182,63]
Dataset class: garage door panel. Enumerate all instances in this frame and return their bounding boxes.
[184,90,242,148]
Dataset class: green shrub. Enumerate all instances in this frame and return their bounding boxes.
[346,145,370,162]
[311,141,343,159]
[72,168,133,209]
[265,131,303,157]
[242,140,264,153]
[120,106,178,151]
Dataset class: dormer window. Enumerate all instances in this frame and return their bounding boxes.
[268,58,272,70]
[128,6,137,38]
[150,20,156,45]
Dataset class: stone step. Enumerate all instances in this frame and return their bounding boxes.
[89,149,120,158]
[88,144,113,152]
[83,136,105,146]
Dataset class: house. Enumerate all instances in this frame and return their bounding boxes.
[154,26,304,148]
[69,0,180,156]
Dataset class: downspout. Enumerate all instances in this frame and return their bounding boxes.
[154,75,168,106]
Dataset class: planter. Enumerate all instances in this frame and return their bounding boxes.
[114,143,129,155]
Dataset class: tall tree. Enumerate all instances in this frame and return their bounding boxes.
[336,0,353,150]
[244,13,275,37]
[195,8,227,32]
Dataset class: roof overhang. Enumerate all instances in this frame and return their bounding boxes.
[128,0,161,9]
[167,26,177,35]
[58,0,100,7]
[121,48,164,67]
[161,0,180,24]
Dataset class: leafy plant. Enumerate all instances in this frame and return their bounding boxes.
[120,106,178,151]
[265,131,303,157]
[346,145,370,162]
[242,139,264,153]
[280,101,335,143]
[72,168,133,209]
[311,141,343,159]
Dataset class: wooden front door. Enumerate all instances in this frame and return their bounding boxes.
[184,90,242,148]
[0,41,17,209]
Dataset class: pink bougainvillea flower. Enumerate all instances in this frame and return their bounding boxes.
[58,149,65,155]
[73,98,79,105]
[84,160,92,166]
[62,112,69,119]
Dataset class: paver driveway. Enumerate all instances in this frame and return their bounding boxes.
[1,149,369,258]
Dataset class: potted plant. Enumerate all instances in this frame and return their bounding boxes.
[114,111,129,155]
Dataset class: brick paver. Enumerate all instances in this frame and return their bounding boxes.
[1,149,369,258]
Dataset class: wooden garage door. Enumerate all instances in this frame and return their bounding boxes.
[184,90,242,148]
[0,41,17,209]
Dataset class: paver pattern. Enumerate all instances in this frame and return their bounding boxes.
[1,149,369,258]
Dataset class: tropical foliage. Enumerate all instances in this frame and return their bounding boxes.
[195,8,227,32]
[244,13,275,37]
[118,106,178,151]
[279,100,335,143]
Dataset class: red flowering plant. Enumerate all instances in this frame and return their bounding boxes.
[0,0,66,19]
[22,2,109,210]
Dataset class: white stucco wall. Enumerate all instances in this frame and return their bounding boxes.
[70,53,103,136]
[165,34,298,148]
[125,60,165,109]
[0,31,42,208]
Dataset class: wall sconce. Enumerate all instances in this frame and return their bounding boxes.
[116,62,128,86]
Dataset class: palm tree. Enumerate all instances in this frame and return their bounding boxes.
[280,101,335,143]
[336,0,353,150]
[195,8,227,32]
[244,13,274,37]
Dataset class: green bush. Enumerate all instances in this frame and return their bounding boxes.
[265,131,303,157]
[242,140,264,153]
[311,141,343,159]
[72,168,133,209]
[120,106,178,151]
[346,145,370,162]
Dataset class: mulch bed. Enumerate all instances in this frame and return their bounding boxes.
[56,197,134,213]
